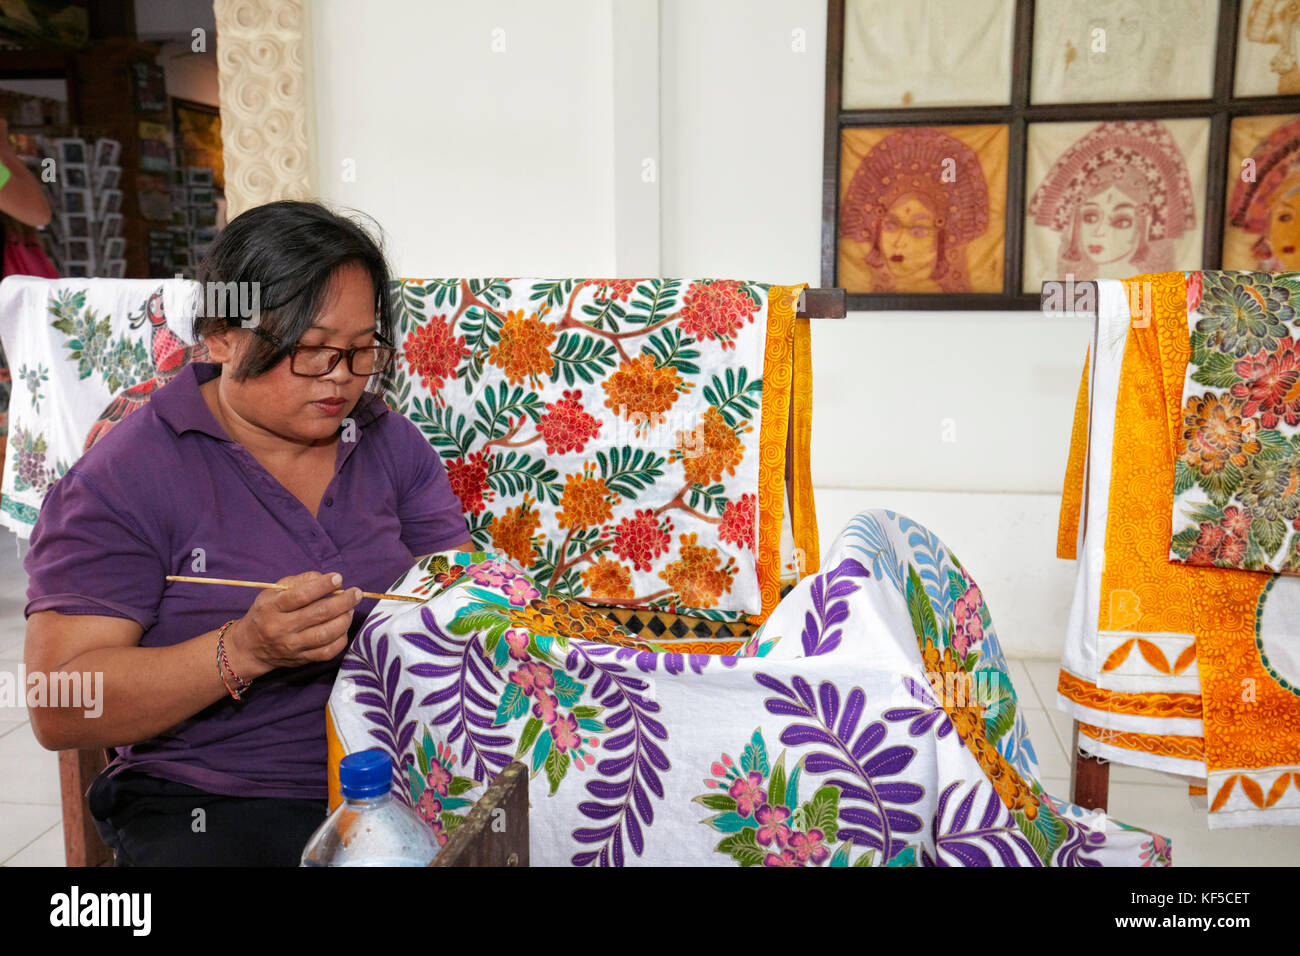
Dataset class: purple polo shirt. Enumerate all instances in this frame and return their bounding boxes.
[24,362,468,799]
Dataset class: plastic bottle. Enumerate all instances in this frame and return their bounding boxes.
[301,748,441,867]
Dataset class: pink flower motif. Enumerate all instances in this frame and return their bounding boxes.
[505,577,539,607]
[728,771,766,818]
[509,666,537,696]
[532,692,560,725]
[950,574,986,659]
[416,790,442,824]
[551,713,581,752]
[788,829,830,865]
[527,662,555,694]
[424,762,452,797]
[763,849,802,867]
[505,629,531,662]
[754,803,792,847]
[468,559,517,588]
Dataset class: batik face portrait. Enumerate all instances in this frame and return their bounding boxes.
[838,125,1008,294]
[1023,119,1207,292]
[1225,114,1300,271]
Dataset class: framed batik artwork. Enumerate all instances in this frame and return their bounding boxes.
[1030,0,1218,104]
[841,0,1015,108]
[823,0,1300,310]
[838,126,1008,294]
[1022,119,1209,293]
[1224,113,1300,270]
[1235,0,1300,97]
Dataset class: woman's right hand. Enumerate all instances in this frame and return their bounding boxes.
[226,571,362,677]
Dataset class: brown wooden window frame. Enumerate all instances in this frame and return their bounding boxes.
[821,0,1300,310]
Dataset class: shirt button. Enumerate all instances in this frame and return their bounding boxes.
[324,497,334,507]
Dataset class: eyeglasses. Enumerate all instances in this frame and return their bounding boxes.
[288,339,397,377]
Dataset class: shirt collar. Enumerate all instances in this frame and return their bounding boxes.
[153,362,390,439]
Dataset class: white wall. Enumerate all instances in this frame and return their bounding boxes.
[310,0,617,277]
[307,0,1086,658]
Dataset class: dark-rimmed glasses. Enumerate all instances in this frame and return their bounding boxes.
[287,336,397,377]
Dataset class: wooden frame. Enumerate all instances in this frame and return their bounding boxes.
[823,0,1300,311]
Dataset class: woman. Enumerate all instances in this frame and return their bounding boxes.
[1028,120,1197,282]
[23,200,471,866]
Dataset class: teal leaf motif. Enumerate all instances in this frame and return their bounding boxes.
[741,728,770,777]
[550,331,618,386]
[702,367,763,427]
[597,446,667,498]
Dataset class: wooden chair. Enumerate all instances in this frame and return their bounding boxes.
[58,748,113,867]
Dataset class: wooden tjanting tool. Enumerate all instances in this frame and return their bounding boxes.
[165,575,425,603]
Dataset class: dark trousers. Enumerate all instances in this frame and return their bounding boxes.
[88,769,328,867]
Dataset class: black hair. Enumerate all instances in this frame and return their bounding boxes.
[193,200,396,392]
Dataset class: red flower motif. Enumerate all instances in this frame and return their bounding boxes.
[404,317,468,394]
[678,280,759,349]
[537,390,602,454]
[446,449,494,515]
[718,493,757,550]
[588,279,637,302]
[1230,338,1300,429]
[607,509,672,571]
[1187,510,1251,567]
[1221,505,1252,537]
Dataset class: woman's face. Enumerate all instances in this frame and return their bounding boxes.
[879,196,938,283]
[205,261,379,448]
[1267,180,1300,268]
[1077,185,1141,265]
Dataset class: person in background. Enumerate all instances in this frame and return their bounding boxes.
[0,114,57,478]
[23,200,472,866]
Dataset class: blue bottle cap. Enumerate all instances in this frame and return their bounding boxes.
[339,748,393,799]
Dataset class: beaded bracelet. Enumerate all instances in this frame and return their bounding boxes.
[215,620,252,700]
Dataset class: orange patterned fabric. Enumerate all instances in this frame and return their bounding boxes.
[1057,670,1202,720]
[753,284,814,625]
[1079,723,1205,761]
[1062,272,1300,822]
[1057,350,1089,560]
[1143,275,1300,811]
[790,314,820,576]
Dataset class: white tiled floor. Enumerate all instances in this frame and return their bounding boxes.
[2,533,1299,866]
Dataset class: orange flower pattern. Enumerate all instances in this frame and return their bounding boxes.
[1179,392,1260,477]
[381,278,791,614]
[682,407,745,486]
[659,533,737,608]
[603,354,683,422]
[488,309,555,384]
[490,496,541,566]
[558,464,617,530]
[581,558,634,601]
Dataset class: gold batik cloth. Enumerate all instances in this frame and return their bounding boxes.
[1057,273,1300,827]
